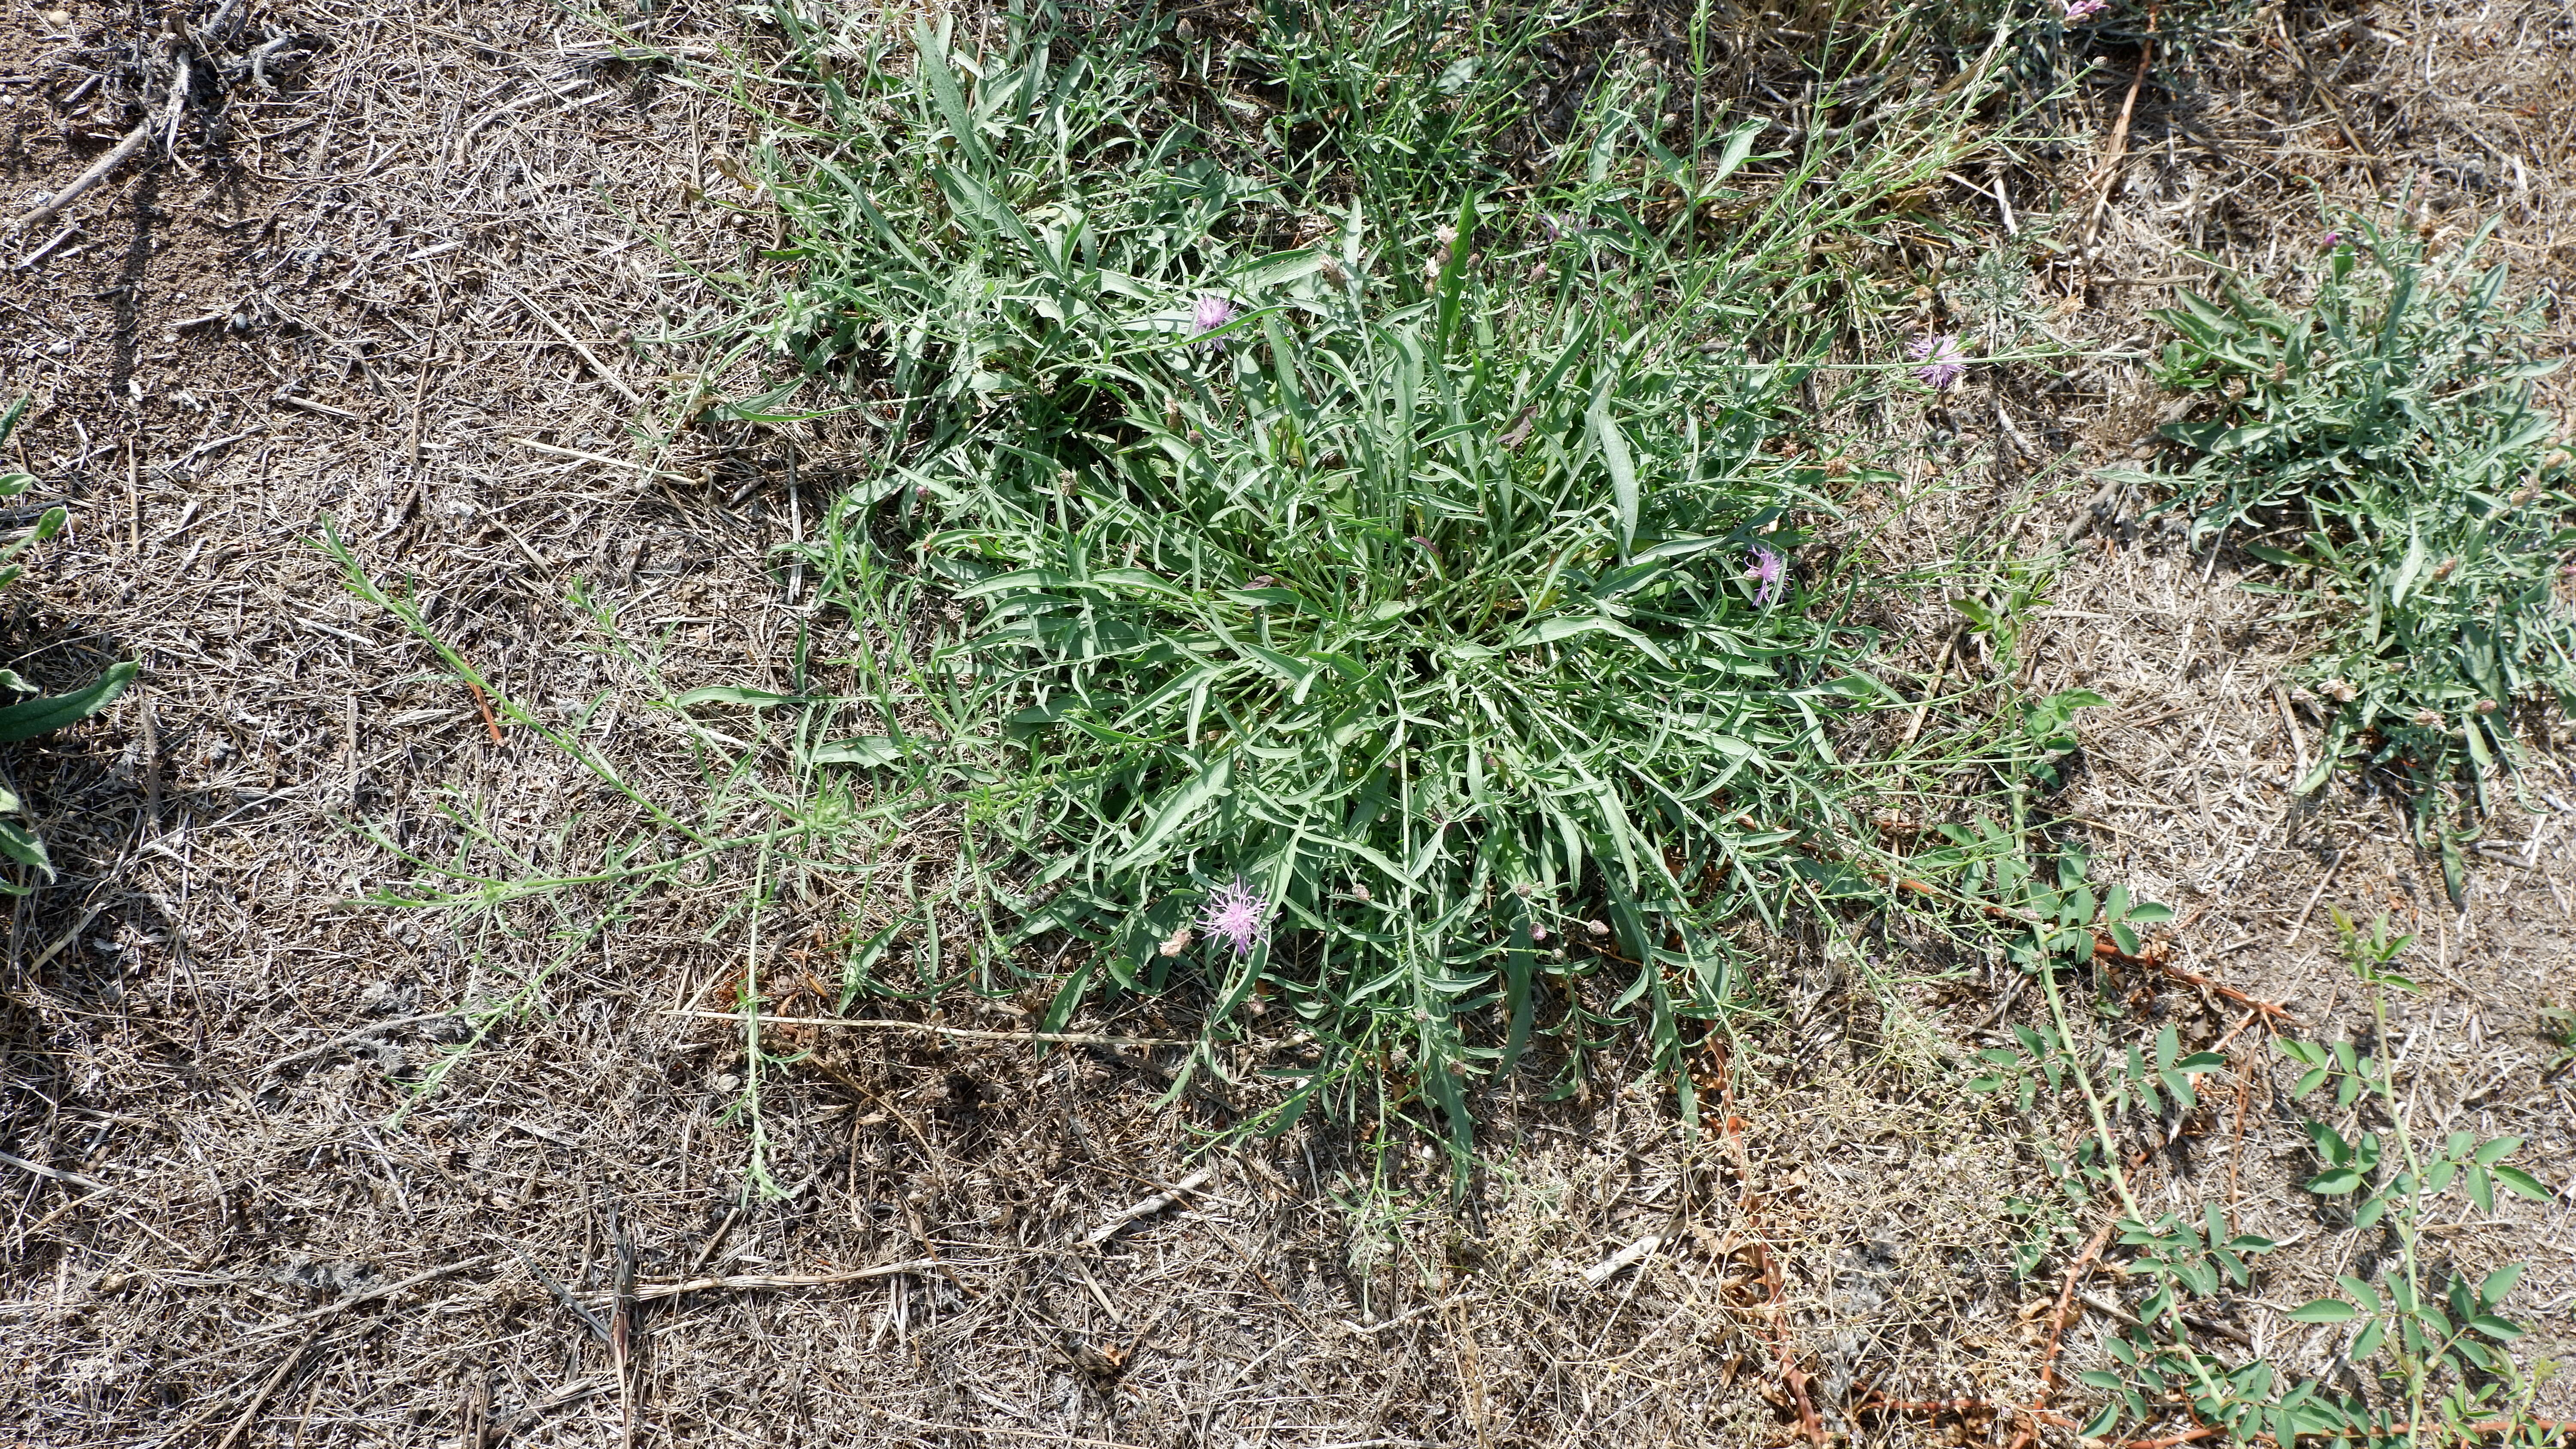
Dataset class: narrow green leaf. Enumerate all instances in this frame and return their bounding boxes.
[2490,1164,2549,1202]
[1586,376,1637,557]
[1707,120,1763,183]
[2470,1313,2523,1341]
[812,735,906,768]
[2471,1134,2521,1167]
[672,686,809,708]
[0,660,137,742]
[913,24,989,170]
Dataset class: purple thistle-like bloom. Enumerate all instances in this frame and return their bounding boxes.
[1748,545,1786,606]
[2322,230,2345,249]
[1197,877,1270,958]
[1908,333,1968,391]
[2063,0,2109,21]
[1192,294,1238,339]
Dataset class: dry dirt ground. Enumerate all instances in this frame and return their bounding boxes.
[3,0,2572,1446]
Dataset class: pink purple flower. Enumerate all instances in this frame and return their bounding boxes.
[1192,294,1237,339]
[2063,0,2109,21]
[1748,545,1786,606]
[1908,333,1967,391]
[2322,230,2345,249]
[1197,876,1270,958]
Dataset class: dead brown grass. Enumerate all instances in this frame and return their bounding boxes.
[3,0,2572,1445]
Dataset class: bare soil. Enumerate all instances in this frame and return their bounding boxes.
[4,1,2571,1446]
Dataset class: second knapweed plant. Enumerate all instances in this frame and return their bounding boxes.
[2116,210,2575,874]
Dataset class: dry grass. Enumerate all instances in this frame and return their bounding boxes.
[3,0,2572,1445]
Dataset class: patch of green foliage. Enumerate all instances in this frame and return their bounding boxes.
[1965,812,2559,1446]
[0,397,138,895]
[2122,216,2574,818]
[712,0,2026,1146]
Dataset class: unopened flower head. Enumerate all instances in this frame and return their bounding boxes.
[1748,544,1786,606]
[2063,0,2109,21]
[1197,877,1271,958]
[1192,294,1237,339]
[2322,230,2345,249]
[1908,334,1968,391]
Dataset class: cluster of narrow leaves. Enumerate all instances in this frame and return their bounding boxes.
[714,4,2057,1144]
[2119,214,2575,813]
[887,263,1878,1137]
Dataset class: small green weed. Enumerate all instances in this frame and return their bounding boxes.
[1968,883,2560,1446]
[2119,214,2574,831]
[0,396,138,894]
[2537,1001,2575,1081]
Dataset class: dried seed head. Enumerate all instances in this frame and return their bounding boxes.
[1513,882,1533,898]
[2320,678,2358,703]
[2475,699,2499,715]
[1317,253,1349,288]
[1586,919,1609,937]
[2432,556,2458,580]
[2412,709,2443,728]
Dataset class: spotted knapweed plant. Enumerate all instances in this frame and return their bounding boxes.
[2115,211,2575,886]
[702,5,2014,1149]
